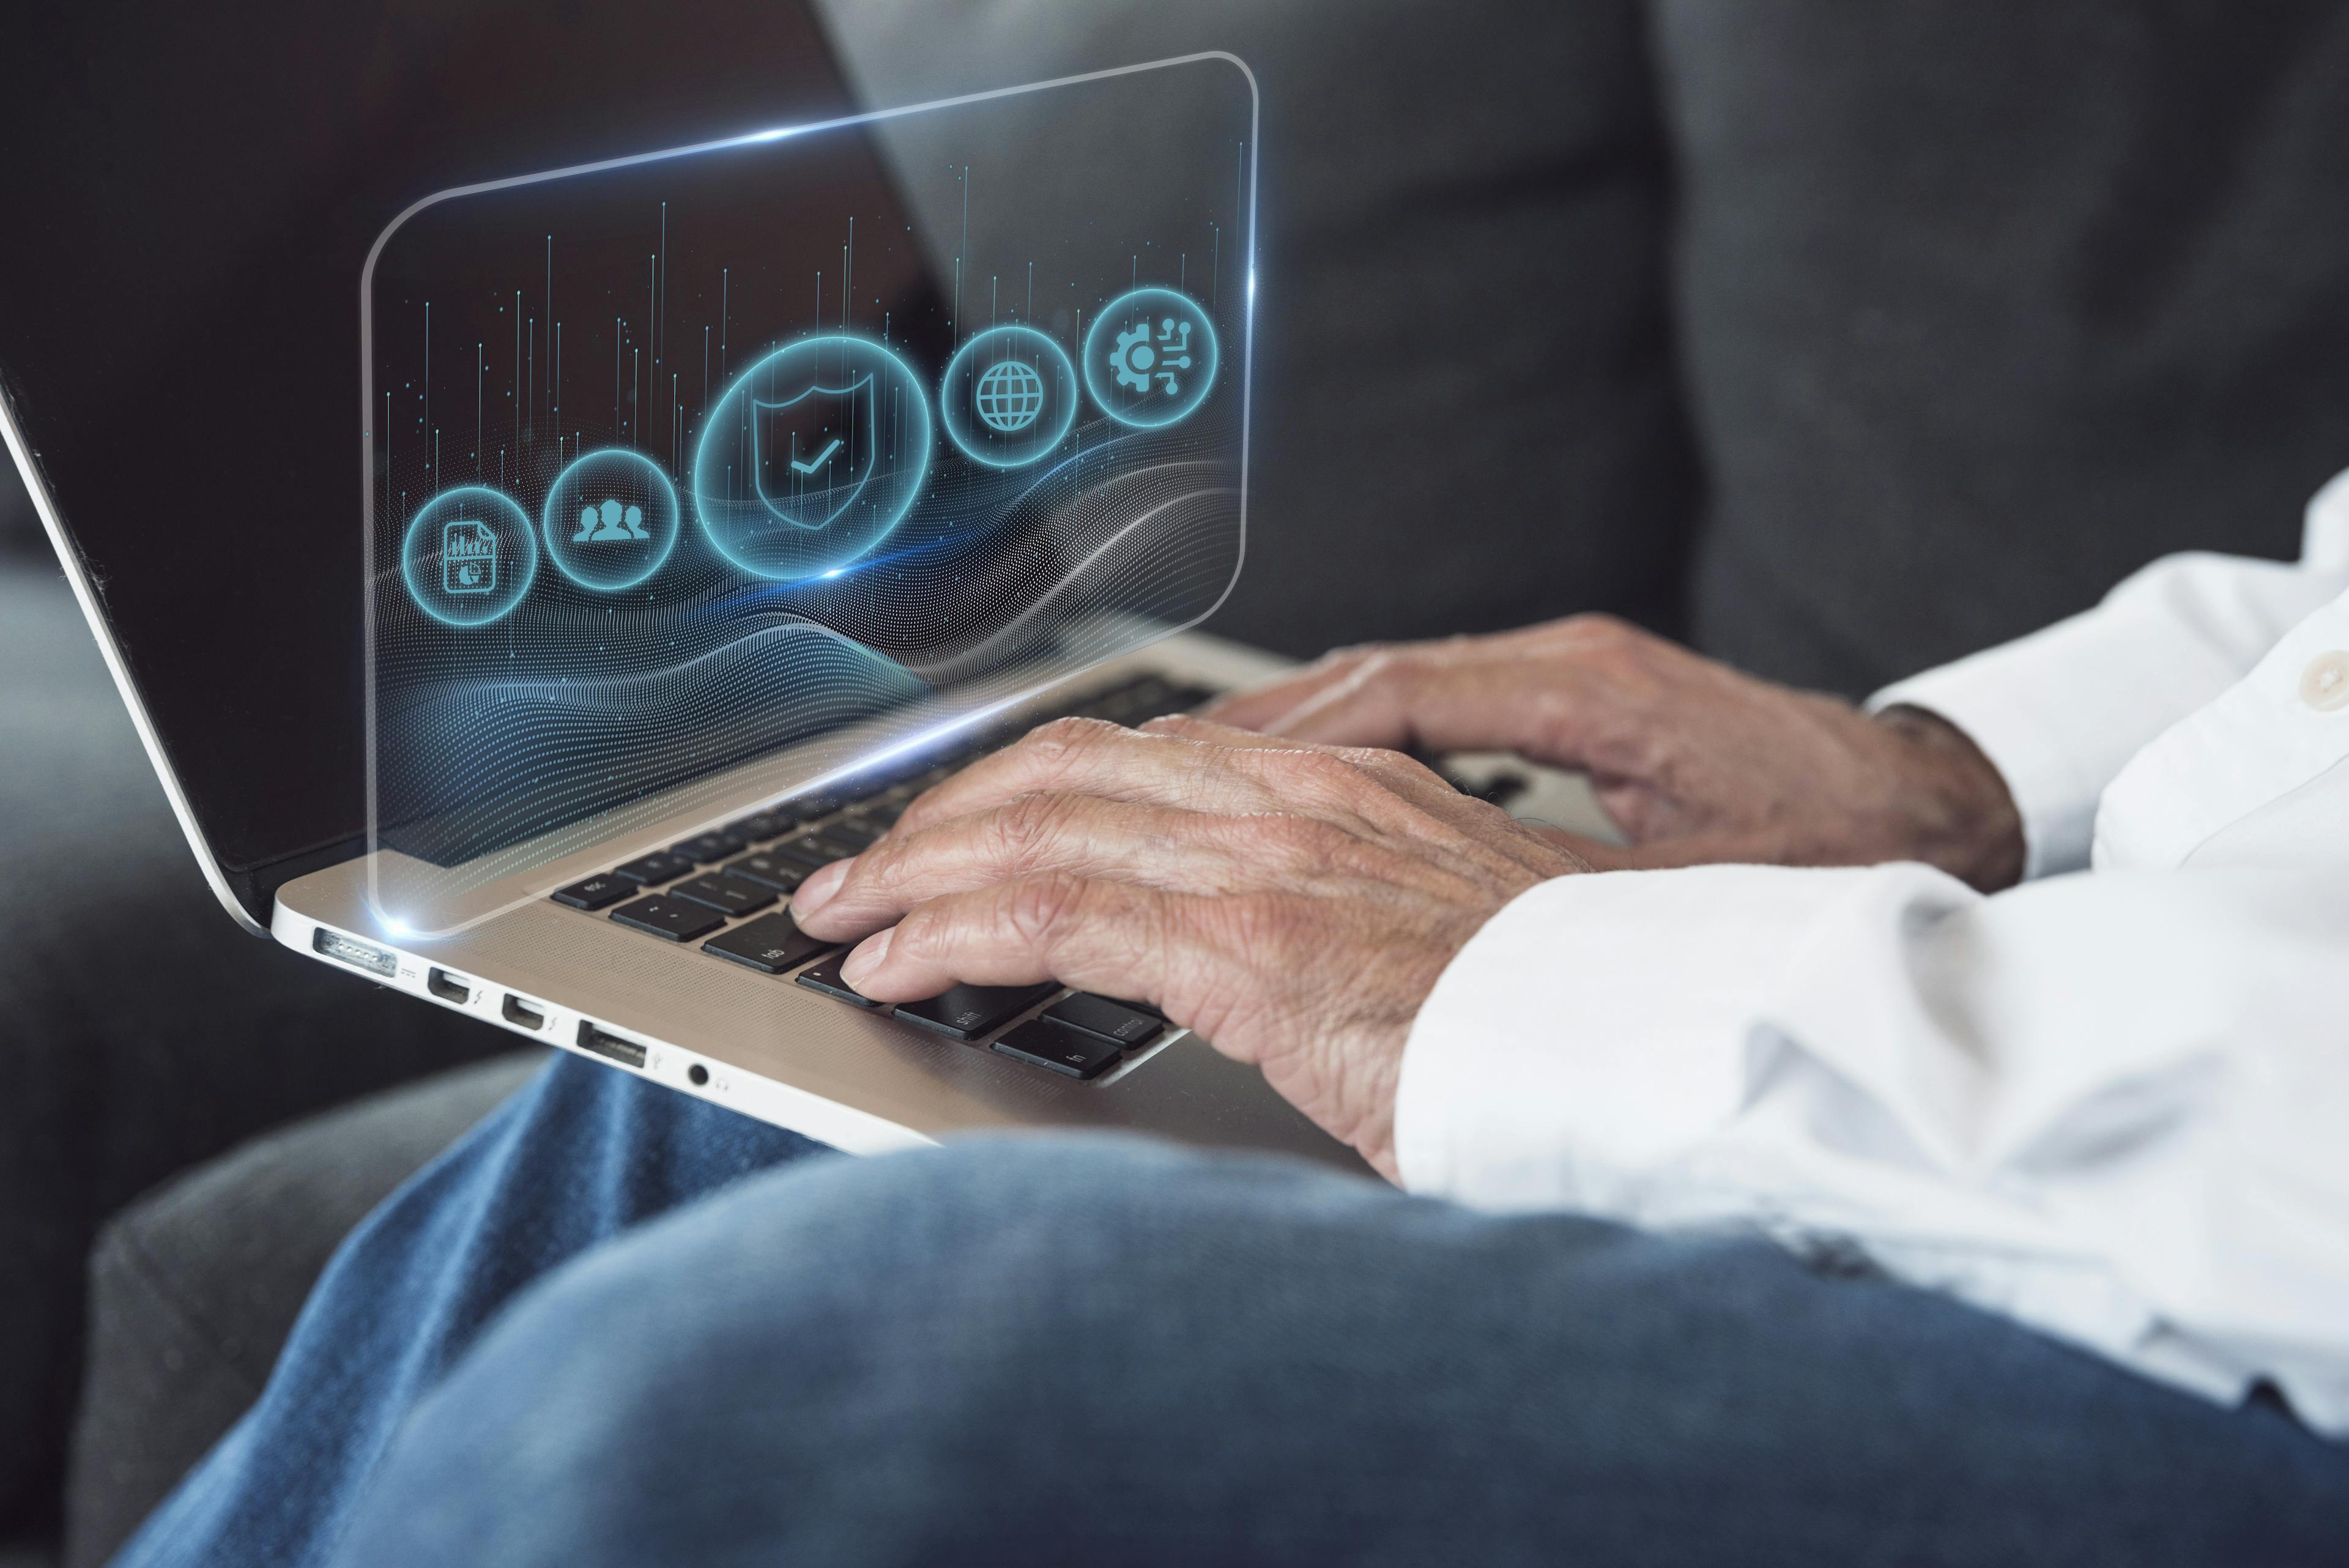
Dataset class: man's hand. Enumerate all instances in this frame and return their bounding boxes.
[789,717,1586,1179]
[1203,616,2025,891]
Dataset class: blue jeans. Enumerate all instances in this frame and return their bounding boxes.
[117,1054,2349,1567]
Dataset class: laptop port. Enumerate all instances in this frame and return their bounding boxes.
[575,1020,647,1070]
[313,927,396,978]
[426,968,471,1005]
[501,994,546,1031]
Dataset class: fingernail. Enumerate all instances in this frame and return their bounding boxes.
[840,927,892,986]
[793,858,851,915]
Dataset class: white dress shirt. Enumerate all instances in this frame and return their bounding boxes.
[1398,467,2349,1435]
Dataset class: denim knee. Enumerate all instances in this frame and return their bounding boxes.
[327,1134,1386,1567]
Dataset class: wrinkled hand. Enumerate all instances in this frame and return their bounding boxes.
[790,716,1586,1178]
[1203,616,2024,891]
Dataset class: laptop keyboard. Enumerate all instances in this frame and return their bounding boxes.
[549,672,1215,1082]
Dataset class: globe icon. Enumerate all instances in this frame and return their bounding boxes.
[974,358,1046,433]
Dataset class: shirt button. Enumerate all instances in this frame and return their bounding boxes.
[2302,651,2349,712]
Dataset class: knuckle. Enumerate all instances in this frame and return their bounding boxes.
[1030,714,1119,750]
[1334,742,1436,784]
[1562,611,1632,641]
[846,839,907,896]
[1249,810,1352,865]
[1004,872,1094,953]
[1559,612,1644,662]
[891,901,959,962]
[990,790,1082,868]
[1278,748,1374,801]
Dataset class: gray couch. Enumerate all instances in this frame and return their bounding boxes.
[13,2,2349,1562]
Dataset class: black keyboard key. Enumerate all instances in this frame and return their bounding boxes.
[773,834,849,872]
[1045,994,1164,1049]
[892,980,1058,1042]
[703,913,835,975]
[993,1019,1123,1080]
[614,850,697,885]
[796,953,884,1008]
[848,796,909,828]
[609,895,727,942]
[809,824,874,858]
[1165,682,1219,711]
[1119,677,1174,715]
[722,850,806,893]
[726,810,797,842]
[672,830,750,865]
[819,816,884,850]
[670,874,773,917]
[551,872,635,911]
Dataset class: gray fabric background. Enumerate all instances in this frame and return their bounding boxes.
[0,549,517,1539]
[66,1054,544,1568]
[1658,0,2349,693]
[820,0,1700,655]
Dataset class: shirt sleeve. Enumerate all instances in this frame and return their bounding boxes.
[1866,466,2349,879]
[1397,861,2349,1436]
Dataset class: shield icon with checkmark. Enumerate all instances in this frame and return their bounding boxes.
[751,374,875,531]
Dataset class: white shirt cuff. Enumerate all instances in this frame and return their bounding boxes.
[1868,590,2262,880]
[1394,864,1874,1210]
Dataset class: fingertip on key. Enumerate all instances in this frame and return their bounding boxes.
[839,926,894,987]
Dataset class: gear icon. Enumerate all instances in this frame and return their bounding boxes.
[1085,289,1217,429]
[1110,321,1155,392]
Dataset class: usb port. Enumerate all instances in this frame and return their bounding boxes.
[313,927,396,978]
[575,1020,647,1070]
[426,968,471,1005]
[501,994,546,1031]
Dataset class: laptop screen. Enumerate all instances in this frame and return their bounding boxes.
[0,0,869,915]
[354,63,1254,934]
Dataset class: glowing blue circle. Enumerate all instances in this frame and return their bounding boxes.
[399,485,537,628]
[1083,286,1220,430]
[938,325,1078,469]
[691,334,932,581]
[541,448,681,592]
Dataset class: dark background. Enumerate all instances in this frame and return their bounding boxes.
[0,0,866,895]
[15,1,2349,1558]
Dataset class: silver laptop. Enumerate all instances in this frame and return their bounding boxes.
[1,4,1601,1175]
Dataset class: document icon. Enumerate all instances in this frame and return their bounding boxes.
[442,519,498,595]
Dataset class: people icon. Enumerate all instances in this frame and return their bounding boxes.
[573,497,651,544]
[542,449,681,593]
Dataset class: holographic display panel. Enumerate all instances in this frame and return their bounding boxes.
[364,56,1255,934]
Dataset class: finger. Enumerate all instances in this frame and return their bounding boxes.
[1195,647,1382,731]
[1268,643,1582,755]
[893,718,1563,889]
[793,792,1256,940]
[893,718,1351,839]
[1137,714,1537,856]
[834,874,1231,1030]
